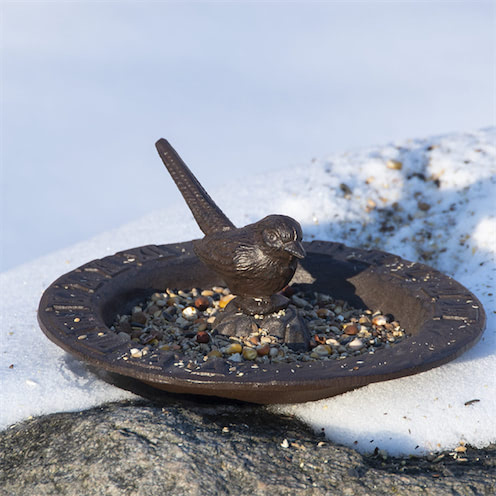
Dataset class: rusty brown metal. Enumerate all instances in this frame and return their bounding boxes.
[37,240,486,404]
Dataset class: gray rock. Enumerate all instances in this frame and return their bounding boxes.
[0,395,494,496]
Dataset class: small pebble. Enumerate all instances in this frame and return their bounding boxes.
[348,338,364,351]
[182,306,198,321]
[242,347,258,361]
[148,305,160,314]
[386,159,403,170]
[194,296,210,311]
[112,286,405,366]
[372,315,387,326]
[207,350,223,359]
[196,331,210,344]
[219,294,236,308]
[224,342,242,355]
[151,292,162,302]
[175,316,190,329]
[131,312,147,325]
[292,295,310,308]
[344,324,359,335]
[194,320,205,331]
[313,344,332,356]
[228,353,243,362]
[256,343,270,356]
[316,308,332,319]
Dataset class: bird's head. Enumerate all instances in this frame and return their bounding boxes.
[260,215,306,259]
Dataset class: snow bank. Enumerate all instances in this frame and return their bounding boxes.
[1,128,494,455]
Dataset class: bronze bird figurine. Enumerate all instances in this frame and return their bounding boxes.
[155,139,306,315]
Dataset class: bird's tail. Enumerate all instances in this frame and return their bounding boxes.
[155,139,235,235]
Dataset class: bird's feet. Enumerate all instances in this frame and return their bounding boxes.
[213,302,311,351]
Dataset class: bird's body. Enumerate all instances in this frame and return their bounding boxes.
[193,215,301,297]
[155,139,305,315]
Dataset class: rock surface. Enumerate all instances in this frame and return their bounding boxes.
[1,395,494,496]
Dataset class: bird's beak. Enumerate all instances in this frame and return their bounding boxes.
[284,240,306,259]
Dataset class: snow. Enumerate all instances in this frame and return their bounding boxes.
[2,1,494,271]
[1,128,495,456]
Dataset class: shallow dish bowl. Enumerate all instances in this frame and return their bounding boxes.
[37,240,486,404]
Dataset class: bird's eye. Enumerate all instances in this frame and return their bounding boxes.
[265,231,278,243]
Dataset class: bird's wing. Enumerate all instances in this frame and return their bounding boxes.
[156,139,235,235]
[193,236,239,279]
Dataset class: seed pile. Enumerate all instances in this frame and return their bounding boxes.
[111,286,406,365]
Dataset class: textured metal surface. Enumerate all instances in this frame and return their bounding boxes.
[37,241,486,404]
[156,139,306,316]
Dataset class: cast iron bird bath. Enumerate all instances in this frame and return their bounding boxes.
[37,141,486,404]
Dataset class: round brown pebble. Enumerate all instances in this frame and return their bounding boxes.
[196,331,210,344]
[194,296,210,311]
[256,343,270,356]
[344,324,359,335]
